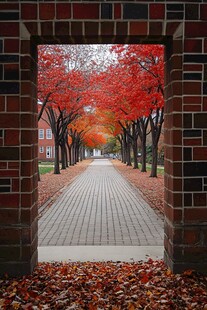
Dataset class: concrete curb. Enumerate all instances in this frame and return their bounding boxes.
[38,245,164,262]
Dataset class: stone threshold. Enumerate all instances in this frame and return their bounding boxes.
[38,246,164,262]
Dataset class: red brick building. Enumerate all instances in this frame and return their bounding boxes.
[38,114,55,161]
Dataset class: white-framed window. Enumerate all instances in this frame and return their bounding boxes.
[39,146,44,153]
[39,129,44,139]
[46,146,52,158]
[46,129,52,139]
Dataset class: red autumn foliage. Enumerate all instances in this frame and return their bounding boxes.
[89,44,164,123]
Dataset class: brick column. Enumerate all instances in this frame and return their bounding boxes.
[164,3,207,273]
[0,3,38,276]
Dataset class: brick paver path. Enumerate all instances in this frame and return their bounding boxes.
[38,159,164,246]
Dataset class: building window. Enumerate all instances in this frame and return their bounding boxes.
[46,146,52,158]
[46,129,52,139]
[39,129,44,139]
[39,146,44,153]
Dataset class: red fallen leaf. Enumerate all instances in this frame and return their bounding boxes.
[183,270,194,276]
[88,303,98,310]
[166,269,172,276]
[11,281,19,287]
[21,303,34,310]
[11,301,21,309]
[1,260,207,309]
[129,278,136,283]
[128,303,135,310]
[115,290,124,295]
[117,276,123,283]
[28,290,39,299]
[140,275,149,284]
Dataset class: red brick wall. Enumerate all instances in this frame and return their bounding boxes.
[0,1,207,275]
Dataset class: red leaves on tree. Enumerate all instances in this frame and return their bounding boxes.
[90,44,164,125]
[38,45,90,122]
[83,130,107,149]
[38,44,165,168]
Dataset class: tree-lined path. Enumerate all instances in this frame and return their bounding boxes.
[38,159,163,246]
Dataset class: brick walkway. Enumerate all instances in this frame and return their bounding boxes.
[38,159,164,246]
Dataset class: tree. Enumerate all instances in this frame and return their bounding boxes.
[67,111,95,165]
[38,45,66,121]
[83,130,107,151]
[38,44,164,177]
[89,62,147,168]
[38,46,94,173]
[112,44,164,176]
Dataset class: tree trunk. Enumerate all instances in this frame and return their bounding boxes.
[150,144,158,177]
[80,146,82,161]
[132,123,138,169]
[54,142,60,174]
[83,146,86,159]
[65,146,69,168]
[117,136,123,162]
[60,144,66,170]
[141,134,147,172]
[76,145,79,163]
[122,133,127,164]
[120,141,124,162]
[120,143,123,162]
[149,107,164,177]
[66,141,70,167]
[68,145,73,166]
[126,138,132,166]
[64,136,69,168]
[73,144,76,164]
[80,146,84,161]
[70,145,74,165]
[64,142,68,168]
[38,166,41,181]
[136,116,150,173]
[132,142,138,169]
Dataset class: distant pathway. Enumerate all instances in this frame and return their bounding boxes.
[38,159,164,246]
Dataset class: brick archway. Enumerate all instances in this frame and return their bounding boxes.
[0,1,207,275]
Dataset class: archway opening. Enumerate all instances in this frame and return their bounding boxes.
[37,43,165,261]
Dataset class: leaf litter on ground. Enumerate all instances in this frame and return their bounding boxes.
[112,160,164,215]
[0,260,207,309]
[2,159,206,309]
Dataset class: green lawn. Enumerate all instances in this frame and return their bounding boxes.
[39,161,54,175]
[138,163,164,175]
[146,164,164,175]
[39,165,54,175]
[156,166,164,175]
